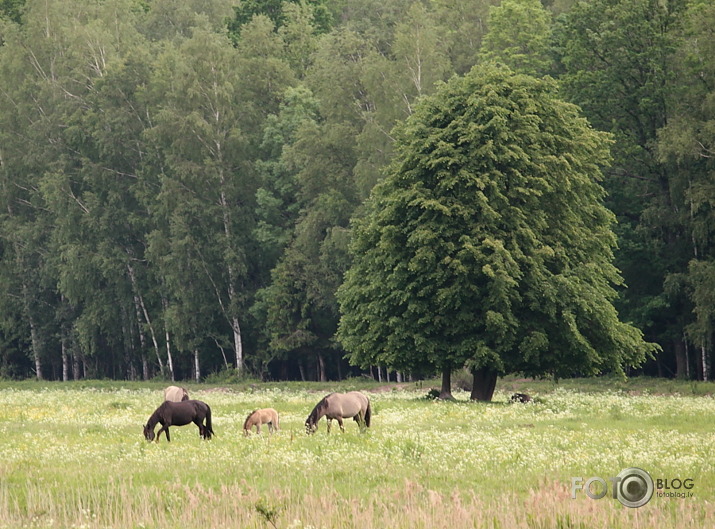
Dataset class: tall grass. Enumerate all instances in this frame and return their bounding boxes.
[1,479,712,528]
[0,381,713,528]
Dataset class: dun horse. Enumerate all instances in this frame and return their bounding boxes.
[143,400,214,442]
[305,391,371,434]
[243,408,280,435]
[163,385,189,402]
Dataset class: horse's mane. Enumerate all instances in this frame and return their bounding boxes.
[307,393,334,424]
[243,410,257,430]
[146,401,169,427]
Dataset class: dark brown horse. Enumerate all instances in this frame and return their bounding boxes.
[143,400,214,442]
[305,391,371,434]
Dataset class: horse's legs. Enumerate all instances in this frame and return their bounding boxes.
[193,418,204,438]
[327,418,332,434]
[337,417,344,432]
[357,412,366,431]
[154,425,167,442]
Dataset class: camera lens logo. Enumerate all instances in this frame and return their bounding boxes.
[615,467,654,508]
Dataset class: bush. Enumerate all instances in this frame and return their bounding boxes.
[424,388,441,400]
[203,367,260,385]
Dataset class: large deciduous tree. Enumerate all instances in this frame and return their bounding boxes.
[338,64,657,400]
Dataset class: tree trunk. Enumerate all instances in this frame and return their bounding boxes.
[685,337,691,379]
[28,311,43,380]
[194,349,201,383]
[213,337,230,370]
[61,340,68,382]
[165,328,174,382]
[218,162,244,374]
[702,345,709,382]
[674,339,688,379]
[317,353,327,382]
[128,265,163,376]
[21,279,43,380]
[232,315,243,373]
[471,366,498,401]
[73,346,81,380]
[439,367,454,400]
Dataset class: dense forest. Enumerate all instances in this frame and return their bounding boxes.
[0,0,713,383]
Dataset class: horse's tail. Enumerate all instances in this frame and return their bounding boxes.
[205,404,214,439]
[364,397,371,428]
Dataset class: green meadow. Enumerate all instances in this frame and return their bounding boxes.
[0,378,713,528]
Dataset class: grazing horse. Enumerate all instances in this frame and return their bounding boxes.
[164,385,189,402]
[243,408,280,435]
[305,391,371,434]
[143,400,214,442]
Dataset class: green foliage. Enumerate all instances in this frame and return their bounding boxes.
[0,0,713,384]
[657,1,715,354]
[554,0,697,376]
[254,498,281,529]
[227,0,332,43]
[432,0,494,75]
[338,64,657,380]
[0,0,23,24]
[479,0,553,76]
[254,86,321,265]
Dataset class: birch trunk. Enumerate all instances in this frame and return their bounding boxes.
[24,287,43,380]
[127,264,164,375]
[210,125,243,371]
[194,349,201,383]
[165,326,174,382]
[61,335,69,382]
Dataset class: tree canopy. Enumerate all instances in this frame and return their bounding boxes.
[0,0,713,384]
[337,65,658,399]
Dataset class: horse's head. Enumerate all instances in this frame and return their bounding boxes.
[143,423,155,441]
[305,409,320,434]
[305,397,327,434]
[305,418,317,435]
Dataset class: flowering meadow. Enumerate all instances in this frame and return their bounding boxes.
[0,381,713,528]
